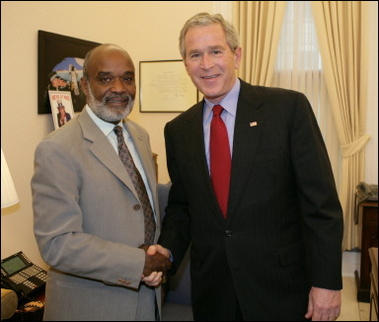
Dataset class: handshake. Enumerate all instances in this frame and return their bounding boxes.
[139,244,172,287]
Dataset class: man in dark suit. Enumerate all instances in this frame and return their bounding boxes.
[32,44,171,321]
[154,12,343,321]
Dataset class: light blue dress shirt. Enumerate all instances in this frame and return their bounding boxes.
[203,78,240,172]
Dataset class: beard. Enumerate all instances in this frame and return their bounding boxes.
[87,84,134,123]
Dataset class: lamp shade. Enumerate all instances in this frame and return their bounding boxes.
[1,148,19,208]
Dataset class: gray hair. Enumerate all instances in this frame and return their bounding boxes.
[179,12,240,59]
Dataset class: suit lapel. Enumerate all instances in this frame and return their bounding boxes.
[182,103,210,180]
[124,120,157,198]
[78,110,138,198]
[228,81,267,216]
[182,102,229,220]
[178,94,267,221]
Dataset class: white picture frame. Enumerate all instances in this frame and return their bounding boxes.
[48,90,75,129]
[139,60,198,113]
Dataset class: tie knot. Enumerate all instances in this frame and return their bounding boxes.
[114,125,123,137]
[213,105,224,117]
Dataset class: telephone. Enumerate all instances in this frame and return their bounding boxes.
[355,182,378,223]
[1,251,47,300]
[356,182,378,203]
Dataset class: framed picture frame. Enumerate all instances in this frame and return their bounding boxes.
[139,60,198,113]
[38,30,101,114]
[48,91,75,130]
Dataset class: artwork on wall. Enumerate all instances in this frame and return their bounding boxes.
[38,30,100,114]
[48,91,75,130]
[139,60,198,112]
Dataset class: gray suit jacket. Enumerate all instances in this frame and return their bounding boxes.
[32,107,161,321]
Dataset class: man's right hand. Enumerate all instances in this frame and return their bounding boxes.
[140,244,171,277]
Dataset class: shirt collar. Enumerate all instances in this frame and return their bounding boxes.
[85,105,123,137]
[203,78,240,119]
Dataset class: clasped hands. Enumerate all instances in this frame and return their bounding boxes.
[140,244,171,287]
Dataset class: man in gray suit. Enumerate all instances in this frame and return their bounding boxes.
[154,13,343,321]
[32,44,171,321]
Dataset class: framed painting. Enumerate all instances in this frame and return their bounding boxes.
[38,30,101,114]
[139,60,198,113]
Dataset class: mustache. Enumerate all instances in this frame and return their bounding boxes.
[104,94,131,101]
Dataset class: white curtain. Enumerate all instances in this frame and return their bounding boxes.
[233,1,286,86]
[233,1,366,250]
[311,1,369,250]
[272,2,340,185]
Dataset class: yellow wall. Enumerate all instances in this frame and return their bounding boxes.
[1,1,214,267]
[1,1,377,269]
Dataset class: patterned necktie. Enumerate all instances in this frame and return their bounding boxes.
[210,105,231,218]
[114,126,156,245]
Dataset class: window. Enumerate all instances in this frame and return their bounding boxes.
[272,1,340,184]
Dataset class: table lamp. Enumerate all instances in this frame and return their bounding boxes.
[1,147,19,208]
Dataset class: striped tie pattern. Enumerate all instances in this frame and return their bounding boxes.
[114,125,156,244]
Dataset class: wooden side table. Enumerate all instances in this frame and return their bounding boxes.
[355,200,378,302]
[369,247,378,321]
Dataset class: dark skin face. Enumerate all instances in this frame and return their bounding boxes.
[81,45,172,279]
[81,45,136,123]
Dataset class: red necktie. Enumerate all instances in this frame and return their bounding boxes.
[210,105,231,218]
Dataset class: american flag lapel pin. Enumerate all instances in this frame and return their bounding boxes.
[249,121,258,127]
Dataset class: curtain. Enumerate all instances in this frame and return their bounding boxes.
[271,1,340,184]
[311,1,370,250]
[233,1,286,86]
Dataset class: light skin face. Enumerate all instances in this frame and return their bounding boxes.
[184,23,242,105]
[58,106,66,116]
[51,78,68,88]
[145,23,243,287]
[81,45,136,124]
[149,21,342,320]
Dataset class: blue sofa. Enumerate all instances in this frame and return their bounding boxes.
[158,183,193,321]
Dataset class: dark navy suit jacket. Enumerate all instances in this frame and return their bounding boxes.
[159,79,343,321]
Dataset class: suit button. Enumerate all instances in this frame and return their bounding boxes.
[133,204,141,211]
[118,278,131,286]
[225,230,232,237]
